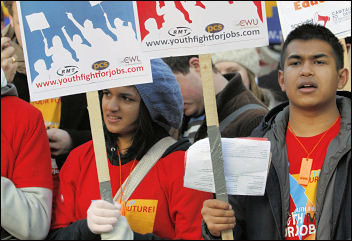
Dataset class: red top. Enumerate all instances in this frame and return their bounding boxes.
[1,96,53,190]
[285,116,340,240]
[52,140,212,239]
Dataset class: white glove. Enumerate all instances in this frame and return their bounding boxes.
[87,200,134,240]
[101,216,134,240]
[87,200,121,234]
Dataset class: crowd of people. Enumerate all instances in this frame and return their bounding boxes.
[1,1,351,240]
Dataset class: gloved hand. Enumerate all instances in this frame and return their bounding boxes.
[101,216,134,240]
[87,200,134,240]
[87,200,121,234]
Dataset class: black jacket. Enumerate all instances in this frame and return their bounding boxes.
[202,91,351,240]
[12,72,91,168]
[195,72,268,141]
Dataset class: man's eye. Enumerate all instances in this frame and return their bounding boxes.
[314,60,325,64]
[289,61,300,66]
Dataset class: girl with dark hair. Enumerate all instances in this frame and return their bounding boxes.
[102,93,169,164]
[48,59,212,240]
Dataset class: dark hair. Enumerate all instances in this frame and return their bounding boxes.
[3,1,13,16]
[280,23,344,70]
[127,100,168,160]
[162,55,217,74]
[162,55,198,74]
[99,90,168,162]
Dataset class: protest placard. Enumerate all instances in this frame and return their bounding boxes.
[18,1,152,101]
[277,1,351,41]
[25,12,49,36]
[134,1,269,58]
[89,1,106,14]
[89,1,102,7]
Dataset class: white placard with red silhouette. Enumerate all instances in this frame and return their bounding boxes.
[134,1,269,58]
[277,1,351,41]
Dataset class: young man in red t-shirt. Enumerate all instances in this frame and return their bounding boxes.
[201,23,351,240]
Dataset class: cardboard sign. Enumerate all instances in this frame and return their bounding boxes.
[25,12,50,32]
[89,1,102,7]
[135,1,269,58]
[17,1,152,101]
[277,1,351,41]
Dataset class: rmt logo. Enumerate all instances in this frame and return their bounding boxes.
[57,66,79,76]
[168,27,192,37]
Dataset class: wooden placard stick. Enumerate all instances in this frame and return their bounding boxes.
[199,54,234,240]
[86,91,114,204]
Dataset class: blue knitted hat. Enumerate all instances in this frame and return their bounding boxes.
[135,58,183,130]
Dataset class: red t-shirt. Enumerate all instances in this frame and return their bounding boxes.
[285,116,340,240]
[1,96,53,190]
[51,140,212,239]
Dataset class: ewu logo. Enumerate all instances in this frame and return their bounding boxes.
[168,27,192,37]
[205,23,224,33]
[92,60,109,71]
[237,18,259,27]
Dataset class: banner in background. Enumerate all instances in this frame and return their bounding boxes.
[265,1,282,44]
[1,1,11,27]
[277,1,351,41]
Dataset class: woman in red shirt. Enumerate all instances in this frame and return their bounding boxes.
[48,58,212,240]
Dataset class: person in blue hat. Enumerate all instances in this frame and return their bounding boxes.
[48,58,212,240]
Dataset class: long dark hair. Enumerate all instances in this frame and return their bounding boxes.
[99,90,168,162]
[127,100,169,160]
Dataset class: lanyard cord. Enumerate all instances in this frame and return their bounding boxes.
[117,147,136,215]
[287,115,340,158]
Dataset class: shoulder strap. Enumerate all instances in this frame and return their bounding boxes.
[219,104,267,132]
[113,136,177,202]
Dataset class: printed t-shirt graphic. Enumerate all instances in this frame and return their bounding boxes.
[285,117,340,240]
[125,199,158,234]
